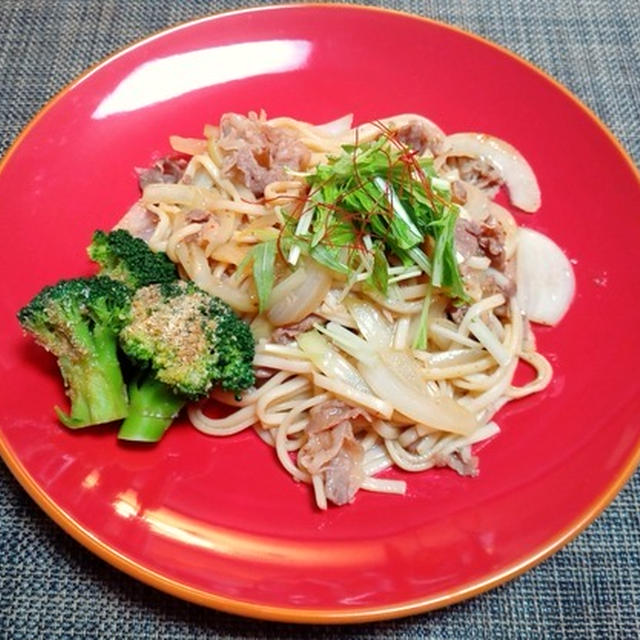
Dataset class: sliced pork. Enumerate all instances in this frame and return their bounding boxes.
[272,314,321,344]
[452,214,515,319]
[218,113,311,197]
[136,156,188,191]
[432,447,479,477]
[113,200,157,241]
[447,156,504,196]
[455,215,508,270]
[297,400,369,506]
[395,120,445,156]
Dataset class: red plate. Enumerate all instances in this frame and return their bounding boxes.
[1,5,639,623]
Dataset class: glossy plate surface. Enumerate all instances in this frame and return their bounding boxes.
[1,5,639,623]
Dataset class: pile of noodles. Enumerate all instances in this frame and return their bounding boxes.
[126,111,558,509]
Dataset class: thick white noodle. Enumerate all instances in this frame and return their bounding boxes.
[188,404,257,436]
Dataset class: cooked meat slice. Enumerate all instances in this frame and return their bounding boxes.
[451,179,468,204]
[476,215,506,270]
[447,303,469,324]
[185,209,209,223]
[395,120,445,155]
[323,442,365,506]
[447,156,504,196]
[454,215,506,270]
[432,448,479,477]
[297,400,370,506]
[298,420,352,476]
[305,399,370,435]
[114,200,158,241]
[137,156,188,190]
[272,314,321,344]
[454,218,482,261]
[218,112,311,197]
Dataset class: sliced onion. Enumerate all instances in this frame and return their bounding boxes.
[209,242,250,266]
[267,261,332,326]
[314,113,354,137]
[516,227,575,326]
[203,123,218,139]
[197,278,256,313]
[378,349,428,393]
[318,321,377,364]
[359,350,477,435]
[169,135,208,156]
[297,330,371,393]
[250,315,273,342]
[361,286,423,314]
[190,167,214,189]
[344,298,393,349]
[444,133,541,212]
[385,114,446,141]
[267,266,307,304]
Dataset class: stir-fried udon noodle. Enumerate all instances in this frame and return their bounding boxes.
[116,111,575,509]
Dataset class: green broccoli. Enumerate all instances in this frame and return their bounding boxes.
[87,229,178,289]
[17,276,131,428]
[117,280,255,442]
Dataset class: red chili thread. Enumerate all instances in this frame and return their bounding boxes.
[268,121,452,273]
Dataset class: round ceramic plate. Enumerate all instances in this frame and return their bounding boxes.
[1,4,639,624]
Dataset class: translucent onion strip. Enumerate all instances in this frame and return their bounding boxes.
[257,342,306,359]
[297,331,371,393]
[169,135,208,155]
[345,298,393,349]
[415,348,483,367]
[359,355,477,435]
[268,262,332,326]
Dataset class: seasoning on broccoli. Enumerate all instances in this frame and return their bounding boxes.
[17,276,131,428]
[118,280,255,442]
[87,229,178,289]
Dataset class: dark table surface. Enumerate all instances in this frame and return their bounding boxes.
[1,1,639,638]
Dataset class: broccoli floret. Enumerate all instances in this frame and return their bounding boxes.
[87,229,178,289]
[117,280,255,442]
[17,276,131,428]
